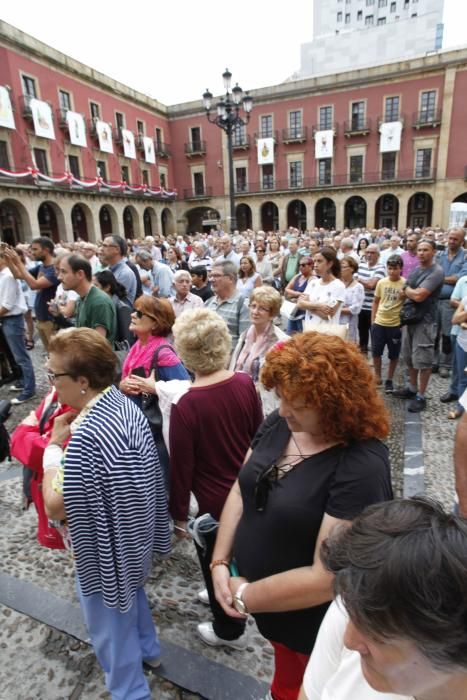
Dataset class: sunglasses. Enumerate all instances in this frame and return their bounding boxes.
[134,309,157,321]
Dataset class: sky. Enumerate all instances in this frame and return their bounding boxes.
[1,0,466,106]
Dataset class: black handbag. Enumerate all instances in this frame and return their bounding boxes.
[140,344,173,440]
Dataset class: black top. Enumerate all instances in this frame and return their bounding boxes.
[233,410,393,654]
[191,282,214,302]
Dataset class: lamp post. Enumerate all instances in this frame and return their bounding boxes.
[203,69,253,234]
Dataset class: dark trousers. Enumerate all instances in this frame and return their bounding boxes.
[358,309,372,351]
[194,527,246,641]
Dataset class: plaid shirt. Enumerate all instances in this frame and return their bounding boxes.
[205,292,250,350]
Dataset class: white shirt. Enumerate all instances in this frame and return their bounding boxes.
[304,278,346,324]
[0,266,27,316]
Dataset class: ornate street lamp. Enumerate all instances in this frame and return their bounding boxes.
[203,69,253,234]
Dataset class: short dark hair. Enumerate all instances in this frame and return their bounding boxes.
[190,266,207,281]
[32,236,54,254]
[94,270,127,300]
[418,238,437,250]
[386,254,403,268]
[65,254,92,282]
[321,497,467,671]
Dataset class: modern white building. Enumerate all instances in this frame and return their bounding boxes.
[300,0,444,77]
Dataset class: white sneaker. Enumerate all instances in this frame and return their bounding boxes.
[197,588,209,605]
[197,622,247,650]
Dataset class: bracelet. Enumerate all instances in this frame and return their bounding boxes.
[209,559,230,572]
[174,525,187,533]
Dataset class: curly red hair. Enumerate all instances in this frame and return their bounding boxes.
[261,332,389,443]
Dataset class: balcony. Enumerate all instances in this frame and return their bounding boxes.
[155,141,171,158]
[344,118,371,137]
[136,134,145,151]
[114,127,124,145]
[377,114,405,128]
[88,117,99,139]
[185,140,206,156]
[56,108,69,129]
[20,94,34,119]
[232,134,251,150]
[254,130,278,143]
[282,127,307,144]
[312,123,339,136]
[183,186,212,200]
[234,182,249,194]
[412,109,442,128]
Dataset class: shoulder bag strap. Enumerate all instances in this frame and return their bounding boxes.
[150,343,176,381]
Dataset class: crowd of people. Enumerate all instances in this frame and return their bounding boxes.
[1,222,467,700]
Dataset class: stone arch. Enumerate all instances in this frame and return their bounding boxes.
[260,201,279,231]
[161,208,176,237]
[344,196,367,229]
[71,202,95,242]
[37,201,66,243]
[407,192,433,228]
[449,193,467,228]
[236,203,252,232]
[99,204,118,239]
[143,207,158,237]
[375,194,399,229]
[183,207,220,234]
[123,204,141,239]
[315,198,336,229]
[287,199,307,231]
[0,198,32,244]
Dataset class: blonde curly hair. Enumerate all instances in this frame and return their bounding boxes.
[173,308,231,374]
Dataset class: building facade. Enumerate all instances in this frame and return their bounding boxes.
[300,0,444,78]
[1,19,467,242]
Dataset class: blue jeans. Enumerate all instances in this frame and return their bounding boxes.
[454,341,467,414]
[77,578,159,700]
[1,315,35,396]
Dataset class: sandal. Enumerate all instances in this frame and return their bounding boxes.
[448,409,463,420]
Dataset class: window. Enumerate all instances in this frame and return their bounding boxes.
[235,167,247,192]
[90,102,100,119]
[289,161,303,188]
[366,0,374,5]
[435,22,443,50]
[377,16,386,24]
[116,112,125,133]
[121,165,129,183]
[357,10,363,19]
[351,101,365,130]
[319,106,333,130]
[420,90,436,122]
[415,149,432,177]
[378,0,387,6]
[68,155,80,178]
[160,171,167,189]
[155,128,163,148]
[137,121,144,136]
[289,111,302,138]
[262,164,274,190]
[411,12,417,17]
[318,158,332,186]
[337,11,343,21]
[381,152,396,179]
[345,13,351,23]
[33,148,48,175]
[193,172,204,196]
[260,115,273,138]
[22,75,37,98]
[141,169,149,186]
[346,0,351,4]
[190,126,201,149]
[365,14,374,24]
[233,123,246,146]
[349,155,363,183]
[385,96,400,121]
[390,1,396,10]
[0,141,10,170]
[97,160,107,180]
[404,0,409,7]
[59,90,71,112]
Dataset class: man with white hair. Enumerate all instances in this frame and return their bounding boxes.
[339,237,360,263]
[215,236,241,269]
[379,235,404,267]
[169,270,203,317]
[188,241,213,271]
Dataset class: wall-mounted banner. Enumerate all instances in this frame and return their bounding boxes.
[314,130,334,159]
[121,129,136,159]
[66,111,87,147]
[30,99,55,140]
[0,87,15,129]
[379,121,402,153]
[257,137,274,165]
[143,136,156,164]
[96,120,113,153]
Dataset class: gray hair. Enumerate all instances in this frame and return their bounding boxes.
[212,260,237,282]
[173,270,191,282]
[136,249,153,262]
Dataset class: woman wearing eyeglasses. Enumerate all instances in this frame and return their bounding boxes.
[211,333,392,700]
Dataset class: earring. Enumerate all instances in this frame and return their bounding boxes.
[80,389,86,395]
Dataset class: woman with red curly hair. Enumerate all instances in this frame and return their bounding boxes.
[211,332,393,700]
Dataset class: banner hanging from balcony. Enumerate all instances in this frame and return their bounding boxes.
[0,87,15,129]
[257,138,274,165]
[96,120,113,154]
[314,130,333,159]
[121,129,136,159]
[143,136,156,164]
[379,121,402,153]
[66,111,87,147]
[30,99,55,140]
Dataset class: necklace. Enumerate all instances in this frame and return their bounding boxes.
[275,433,314,477]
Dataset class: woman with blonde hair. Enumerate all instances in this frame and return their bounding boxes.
[168,308,263,650]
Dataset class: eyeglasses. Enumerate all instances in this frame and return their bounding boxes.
[47,369,72,383]
[210,273,227,279]
[134,309,158,321]
[249,303,271,313]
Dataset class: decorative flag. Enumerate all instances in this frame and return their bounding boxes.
[66,111,87,147]
[121,128,136,159]
[257,137,274,165]
[379,121,402,153]
[96,120,113,153]
[30,98,55,140]
[0,87,15,129]
[314,130,334,159]
[143,136,156,164]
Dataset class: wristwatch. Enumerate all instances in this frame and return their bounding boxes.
[233,582,250,615]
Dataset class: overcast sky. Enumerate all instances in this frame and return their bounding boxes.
[1,0,465,105]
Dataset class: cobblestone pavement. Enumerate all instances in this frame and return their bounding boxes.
[0,342,456,699]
